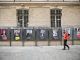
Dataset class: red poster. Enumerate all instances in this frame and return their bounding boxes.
[77,28,80,38]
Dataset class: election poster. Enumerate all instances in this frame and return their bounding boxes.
[26,29,32,40]
[14,29,20,41]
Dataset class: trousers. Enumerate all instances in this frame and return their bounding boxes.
[64,40,69,50]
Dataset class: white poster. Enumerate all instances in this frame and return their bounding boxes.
[40,30,45,37]
[53,30,57,37]
[65,28,70,34]
[14,29,20,34]
[64,28,72,39]
[26,30,32,34]
[40,30,45,34]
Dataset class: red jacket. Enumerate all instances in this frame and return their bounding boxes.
[63,33,69,40]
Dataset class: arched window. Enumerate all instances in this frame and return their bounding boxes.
[50,8,62,27]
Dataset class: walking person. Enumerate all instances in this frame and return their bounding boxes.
[63,31,70,50]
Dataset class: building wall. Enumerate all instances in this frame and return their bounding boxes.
[61,6,80,27]
[0,8,17,27]
[0,5,80,27]
[29,7,50,27]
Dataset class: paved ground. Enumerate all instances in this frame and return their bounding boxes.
[0,45,80,60]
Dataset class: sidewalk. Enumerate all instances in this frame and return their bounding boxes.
[0,45,80,60]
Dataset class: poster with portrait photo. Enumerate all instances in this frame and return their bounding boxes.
[52,29,58,40]
[76,28,80,39]
[0,29,8,40]
[40,29,46,39]
[26,29,32,40]
[14,29,20,41]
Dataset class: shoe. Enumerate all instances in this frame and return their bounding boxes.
[68,47,70,50]
[62,48,65,50]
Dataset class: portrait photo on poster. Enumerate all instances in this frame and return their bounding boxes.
[52,29,58,39]
[26,29,32,39]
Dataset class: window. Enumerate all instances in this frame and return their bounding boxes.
[17,9,29,27]
[50,9,62,27]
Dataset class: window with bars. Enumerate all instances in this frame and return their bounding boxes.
[17,9,29,27]
[50,9,62,27]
